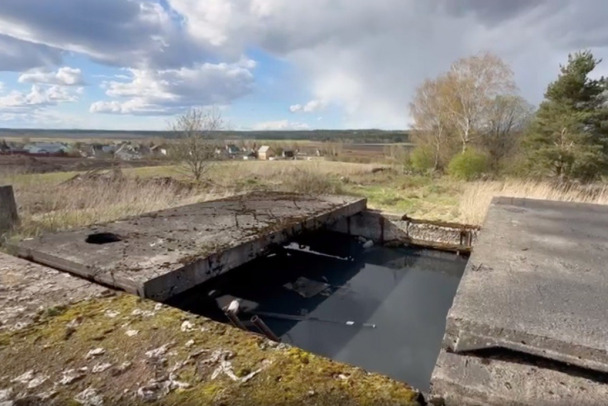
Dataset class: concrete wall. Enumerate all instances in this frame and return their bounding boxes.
[329,210,478,250]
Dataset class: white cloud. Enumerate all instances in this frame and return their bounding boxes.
[164,0,608,127]
[252,120,309,130]
[1,1,608,128]
[19,66,83,86]
[0,84,79,114]
[90,58,255,115]
[289,99,326,113]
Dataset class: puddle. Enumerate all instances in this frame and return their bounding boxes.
[168,231,467,391]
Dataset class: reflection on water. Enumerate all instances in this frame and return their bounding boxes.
[168,231,467,391]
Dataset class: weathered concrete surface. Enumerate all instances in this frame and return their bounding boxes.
[0,253,421,405]
[0,185,19,235]
[444,197,608,372]
[329,210,477,250]
[15,192,366,301]
[0,252,107,332]
[430,350,608,406]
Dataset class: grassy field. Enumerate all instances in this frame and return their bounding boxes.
[3,159,608,239]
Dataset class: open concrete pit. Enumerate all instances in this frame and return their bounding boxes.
[6,192,608,404]
[167,230,467,392]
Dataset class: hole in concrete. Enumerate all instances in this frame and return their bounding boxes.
[167,230,468,391]
[85,233,122,245]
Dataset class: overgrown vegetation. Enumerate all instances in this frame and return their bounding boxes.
[409,50,608,183]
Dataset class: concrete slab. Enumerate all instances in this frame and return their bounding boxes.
[14,192,366,301]
[430,350,608,406]
[444,197,608,372]
[0,252,107,332]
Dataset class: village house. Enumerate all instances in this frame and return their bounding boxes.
[257,145,275,160]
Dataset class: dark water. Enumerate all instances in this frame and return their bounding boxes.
[168,232,467,391]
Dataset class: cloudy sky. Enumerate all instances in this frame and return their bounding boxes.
[0,0,606,131]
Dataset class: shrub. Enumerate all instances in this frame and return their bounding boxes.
[448,149,489,180]
[409,146,435,173]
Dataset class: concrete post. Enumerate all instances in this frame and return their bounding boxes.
[0,185,19,234]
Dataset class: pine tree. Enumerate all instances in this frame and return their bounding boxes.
[523,51,608,181]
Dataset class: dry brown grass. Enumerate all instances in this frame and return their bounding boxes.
[460,180,608,225]
[2,176,228,238]
[1,160,375,238]
[6,158,608,238]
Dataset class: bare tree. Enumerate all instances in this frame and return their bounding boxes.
[480,95,534,172]
[170,108,223,182]
[442,52,517,152]
[410,52,527,173]
[409,78,457,170]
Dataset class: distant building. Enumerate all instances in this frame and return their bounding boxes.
[114,143,141,160]
[0,139,9,154]
[24,142,69,156]
[282,150,295,159]
[225,144,241,156]
[257,145,275,160]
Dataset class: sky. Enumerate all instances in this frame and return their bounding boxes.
[0,1,607,131]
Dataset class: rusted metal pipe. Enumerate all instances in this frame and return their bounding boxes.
[251,315,281,342]
[224,310,246,330]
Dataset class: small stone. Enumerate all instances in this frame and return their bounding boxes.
[131,309,155,317]
[125,329,138,337]
[92,363,112,374]
[145,344,169,359]
[307,390,316,396]
[110,362,131,377]
[154,303,163,311]
[86,348,105,359]
[65,317,82,339]
[11,370,33,384]
[0,388,12,401]
[104,310,119,318]
[27,374,48,389]
[180,321,194,332]
[74,387,103,406]
[185,339,194,348]
[36,389,57,400]
[59,369,86,385]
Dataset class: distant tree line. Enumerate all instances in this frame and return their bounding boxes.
[409,51,608,182]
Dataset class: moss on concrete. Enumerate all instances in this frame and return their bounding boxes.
[0,293,421,405]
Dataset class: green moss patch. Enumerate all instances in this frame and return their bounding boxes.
[0,293,421,405]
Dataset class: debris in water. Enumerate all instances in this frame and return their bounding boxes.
[283,277,330,298]
[226,299,241,314]
[362,240,374,249]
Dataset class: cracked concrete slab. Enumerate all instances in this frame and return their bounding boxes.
[444,197,608,373]
[14,192,366,301]
[0,252,108,332]
[430,350,608,406]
